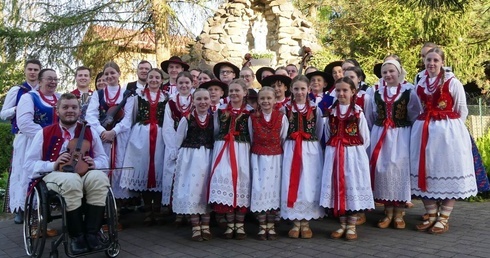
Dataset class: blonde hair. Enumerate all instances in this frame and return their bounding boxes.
[258,86,275,96]
[229,78,248,92]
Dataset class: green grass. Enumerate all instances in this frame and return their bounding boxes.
[0,171,7,213]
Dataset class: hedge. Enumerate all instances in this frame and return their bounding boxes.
[0,122,14,176]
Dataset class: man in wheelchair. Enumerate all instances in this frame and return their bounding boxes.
[24,93,110,254]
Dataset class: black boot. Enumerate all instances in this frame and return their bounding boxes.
[66,208,88,255]
[84,204,106,251]
[14,210,24,224]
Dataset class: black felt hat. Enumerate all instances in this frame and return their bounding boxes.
[255,66,276,85]
[323,61,343,74]
[199,79,228,98]
[247,89,258,100]
[306,71,335,91]
[160,56,190,72]
[261,74,292,97]
[373,63,382,79]
[213,62,240,80]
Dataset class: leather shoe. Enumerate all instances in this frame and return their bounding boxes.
[14,211,24,224]
[86,233,106,251]
[70,235,88,255]
[46,228,58,237]
[30,227,58,238]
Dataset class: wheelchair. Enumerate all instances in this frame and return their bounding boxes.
[23,178,120,258]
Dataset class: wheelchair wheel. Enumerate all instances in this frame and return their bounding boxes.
[105,242,120,258]
[103,187,119,257]
[23,181,49,258]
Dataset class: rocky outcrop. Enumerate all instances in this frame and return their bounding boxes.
[189,0,321,68]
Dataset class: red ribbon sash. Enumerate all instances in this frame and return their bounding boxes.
[417,111,432,192]
[208,131,240,207]
[332,139,346,216]
[287,131,311,208]
[369,118,395,189]
[369,85,401,189]
[146,90,160,188]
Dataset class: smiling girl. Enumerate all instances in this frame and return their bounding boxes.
[248,87,288,240]
[208,79,253,240]
[86,61,136,202]
[320,77,373,241]
[261,74,291,111]
[173,88,215,241]
[410,47,477,234]
[343,66,370,112]
[281,75,325,239]
[121,68,167,225]
[367,60,421,229]
[162,71,194,222]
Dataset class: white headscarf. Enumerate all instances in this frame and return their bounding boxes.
[381,60,407,84]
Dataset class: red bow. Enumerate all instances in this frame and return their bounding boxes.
[287,131,311,208]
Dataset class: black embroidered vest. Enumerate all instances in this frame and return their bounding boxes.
[374,89,412,128]
[181,114,214,149]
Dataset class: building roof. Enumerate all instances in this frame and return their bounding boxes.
[87,25,191,52]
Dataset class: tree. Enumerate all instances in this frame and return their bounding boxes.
[0,0,212,96]
[297,0,490,88]
[400,0,469,10]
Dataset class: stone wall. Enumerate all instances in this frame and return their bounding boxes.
[189,0,321,68]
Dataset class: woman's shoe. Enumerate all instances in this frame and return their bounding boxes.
[223,223,234,239]
[377,217,392,229]
[300,220,313,239]
[191,226,203,241]
[201,225,212,241]
[393,208,405,229]
[235,223,247,240]
[428,215,449,234]
[266,223,277,240]
[257,224,267,241]
[355,213,366,226]
[345,226,357,240]
[416,214,437,231]
[288,220,300,239]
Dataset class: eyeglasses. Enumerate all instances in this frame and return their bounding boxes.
[220,70,234,75]
[286,70,297,73]
[240,75,252,79]
[42,77,60,83]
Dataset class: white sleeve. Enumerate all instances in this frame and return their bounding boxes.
[364,92,376,130]
[175,117,189,148]
[91,127,109,169]
[0,86,20,120]
[24,130,55,179]
[112,95,134,135]
[449,78,468,121]
[85,90,105,136]
[280,115,289,145]
[248,117,254,144]
[324,116,331,142]
[407,90,423,123]
[315,107,324,140]
[16,93,42,137]
[162,102,177,150]
[359,112,370,150]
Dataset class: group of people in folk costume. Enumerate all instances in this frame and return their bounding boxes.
[2,42,489,246]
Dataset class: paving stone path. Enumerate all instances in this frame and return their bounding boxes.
[0,200,489,258]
